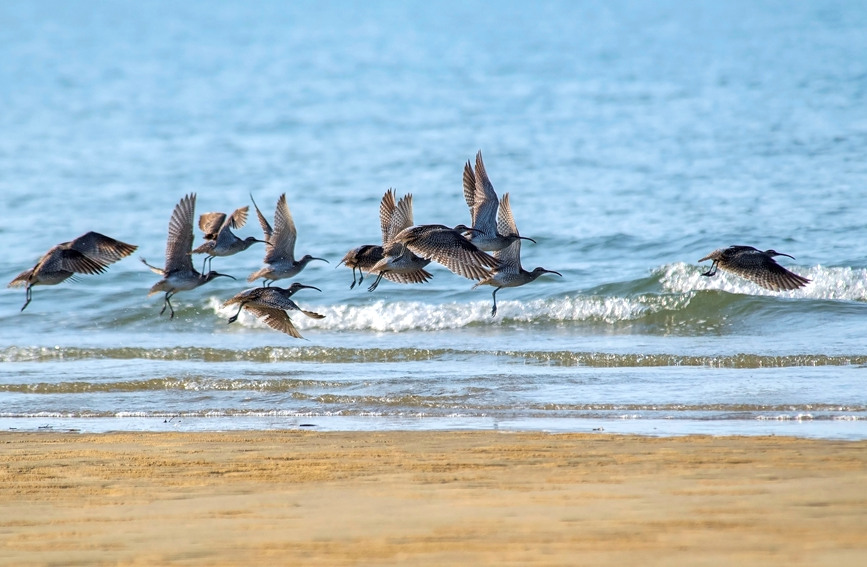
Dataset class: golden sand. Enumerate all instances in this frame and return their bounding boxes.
[2,431,866,566]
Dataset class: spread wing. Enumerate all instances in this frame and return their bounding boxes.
[68,231,137,265]
[264,194,297,263]
[164,193,196,272]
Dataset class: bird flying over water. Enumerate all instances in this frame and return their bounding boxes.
[473,193,561,316]
[698,245,810,291]
[248,193,327,286]
[9,231,137,311]
[192,205,266,272]
[462,150,536,252]
[223,282,324,339]
[142,193,235,318]
[360,189,433,292]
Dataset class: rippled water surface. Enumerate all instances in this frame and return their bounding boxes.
[1,0,866,437]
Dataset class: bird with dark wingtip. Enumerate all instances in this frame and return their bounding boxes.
[248,193,328,286]
[223,282,324,339]
[192,205,266,272]
[699,245,810,291]
[462,150,537,252]
[473,193,561,316]
[9,231,137,311]
[142,193,235,318]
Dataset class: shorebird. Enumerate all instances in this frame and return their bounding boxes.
[192,205,266,272]
[9,231,137,311]
[223,283,325,339]
[699,245,811,291]
[473,193,561,316]
[141,193,235,318]
[339,244,384,289]
[339,189,432,291]
[248,193,327,286]
[462,150,536,252]
[372,214,499,290]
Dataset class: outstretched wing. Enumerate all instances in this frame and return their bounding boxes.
[265,194,297,263]
[164,193,196,272]
[68,231,138,265]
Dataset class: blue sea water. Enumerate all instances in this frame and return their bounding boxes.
[1,0,866,437]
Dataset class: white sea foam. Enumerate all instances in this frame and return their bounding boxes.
[658,263,867,301]
[209,294,675,332]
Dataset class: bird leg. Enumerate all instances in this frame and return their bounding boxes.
[490,287,501,317]
[701,262,718,277]
[227,302,246,324]
[160,292,175,318]
[349,267,358,290]
[367,272,385,292]
[20,286,32,312]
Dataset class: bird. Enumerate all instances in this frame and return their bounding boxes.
[462,150,536,252]
[338,244,384,289]
[352,189,433,291]
[223,283,325,339]
[247,193,327,286]
[191,206,266,272]
[9,231,137,311]
[141,193,235,318]
[473,193,562,316]
[698,245,811,291]
[374,216,498,290]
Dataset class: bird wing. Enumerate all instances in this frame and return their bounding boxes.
[165,193,196,272]
[471,150,500,236]
[227,206,249,230]
[250,194,273,242]
[56,248,110,275]
[404,226,498,281]
[493,194,522,274]
[198,213,226,240]
[382,268,434,285]
[245,305,304,339]
[725,250,811,291]
[68,231,138,265]
[264,193,297,263]
[379,189,397,245]
[462,159,476,218]
[385,192,414,244]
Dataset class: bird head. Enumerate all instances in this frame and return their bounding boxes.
[764,249,795,260]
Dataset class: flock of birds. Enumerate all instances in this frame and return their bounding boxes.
[8,151,811,339]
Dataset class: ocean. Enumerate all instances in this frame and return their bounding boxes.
[2,0,866,438]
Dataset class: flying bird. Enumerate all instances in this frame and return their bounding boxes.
[248,193,327,286]
[9,231,137,311]
[462,150,536,252]
[223,282,325,339]
[699,245,810,291]
[142,193,235,318]
[473,193,561,316]
[363,189,433,292]
[191,206,266,272]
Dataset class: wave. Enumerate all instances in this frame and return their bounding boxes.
[3,346,866,368]
[200,264,867,332]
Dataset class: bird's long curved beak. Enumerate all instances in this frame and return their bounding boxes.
[312,257,329,264]
[518,235,537,244]
[776,252,796,260]
[545,269,563,277]
[215,272,236,280]
[297,284,322,292]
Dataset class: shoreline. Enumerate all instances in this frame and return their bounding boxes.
[3,431,866,565]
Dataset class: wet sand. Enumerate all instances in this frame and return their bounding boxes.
[2,431,866,566]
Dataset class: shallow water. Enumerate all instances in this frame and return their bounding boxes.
[2,0,866,437]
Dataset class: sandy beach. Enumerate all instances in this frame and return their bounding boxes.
[1,431,866,566]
